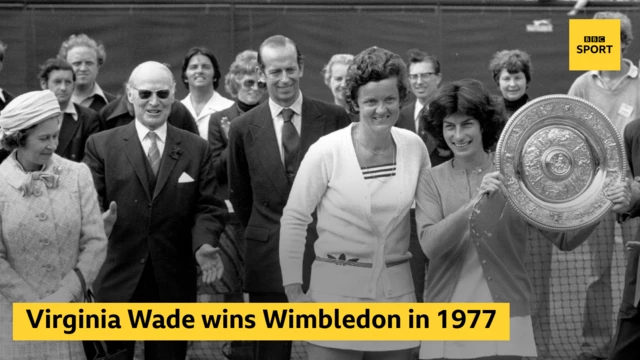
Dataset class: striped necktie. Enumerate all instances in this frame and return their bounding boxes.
[147,131,161,176]
[281,108,300,184]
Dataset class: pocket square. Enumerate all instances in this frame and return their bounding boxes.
[178,172,195,183]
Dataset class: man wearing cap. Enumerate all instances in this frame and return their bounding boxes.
[84,61,227,360]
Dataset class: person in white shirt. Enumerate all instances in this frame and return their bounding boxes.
[180,47,234,139]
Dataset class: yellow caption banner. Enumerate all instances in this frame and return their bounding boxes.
[13,303,509,341]
[569,19,621,71]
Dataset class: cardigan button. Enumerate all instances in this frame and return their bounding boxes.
[33,188,42,196]
[37,213,48,221]
[40,239,51,246]
[481,260,487,264]
[487,276,492,281]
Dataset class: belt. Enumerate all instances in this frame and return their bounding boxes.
[315,255,409,268]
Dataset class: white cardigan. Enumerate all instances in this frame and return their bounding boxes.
[280,123,431,299]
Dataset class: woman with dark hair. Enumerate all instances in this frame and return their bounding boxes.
[416,79,629,360]
[180,46,233,139]
[280,46,431,359]
[488,49,532,120]
[0,90,107,359]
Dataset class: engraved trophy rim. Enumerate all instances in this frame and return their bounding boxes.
[495,94,627,232]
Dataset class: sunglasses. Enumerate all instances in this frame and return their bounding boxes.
[132,87,172,100]
[242,79,266,89]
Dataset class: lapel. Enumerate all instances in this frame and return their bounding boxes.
[249,103,290,197]
[153,125,181,199]
[299,96,326,155]
[57,111,82,156]
[121,122,152,200]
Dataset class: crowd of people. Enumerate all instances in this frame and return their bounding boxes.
[0,9,639,360]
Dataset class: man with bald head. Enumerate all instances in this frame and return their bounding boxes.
[229,36,350,360]
[84,61,227,360]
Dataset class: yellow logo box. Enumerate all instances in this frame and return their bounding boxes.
[569,19,621,71]
[13,303,509,341]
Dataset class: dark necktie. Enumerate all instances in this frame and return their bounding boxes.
[147,131,161,176]
[281,108,300,184]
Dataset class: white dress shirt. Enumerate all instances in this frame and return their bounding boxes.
[181,91,234,139]
[413,100,427,132]
[135,119,167,158]
[268,91,303,165]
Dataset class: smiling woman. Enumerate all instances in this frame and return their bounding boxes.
[415,79,630,360]
[488,49,533,120]
[280,46,431,360]
[0,90,107,360]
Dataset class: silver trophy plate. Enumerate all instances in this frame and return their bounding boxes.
[495,95,626,231]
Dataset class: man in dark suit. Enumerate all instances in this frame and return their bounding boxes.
[228,35,350,360]
[98,90,198,134]
[39,58,100,162]
[58,33,116,112]
[84,61,226,360]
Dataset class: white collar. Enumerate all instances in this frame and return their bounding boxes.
[135,119,167,144]
[62,102,78,121]
[268,91,303,119]
[589,58,639,79]
[0,88,5,103]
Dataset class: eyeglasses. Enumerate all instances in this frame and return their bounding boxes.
[242,79,266,89]
[408,72,437,81]
[131,87,172,100]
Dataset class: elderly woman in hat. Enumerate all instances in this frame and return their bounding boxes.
[0,90,107,359]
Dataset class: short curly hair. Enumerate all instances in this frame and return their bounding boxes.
[489,49,532,85]
[181,46,222,90]
[1,128,31,151]
[424,79,505,152]
[57,34,106,66]
[344,46,409,115]
[322,54,354,86]
[224,50,260,98]
[594,11,634,53]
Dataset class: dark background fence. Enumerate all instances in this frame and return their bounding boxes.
[0,1,639,103]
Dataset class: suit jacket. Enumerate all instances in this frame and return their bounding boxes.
[56,103,100,162]
[84,122,227,302]
[98,95,199,135]
[228,95,350,293]
[208,101,244,200]
[87,89,117,113]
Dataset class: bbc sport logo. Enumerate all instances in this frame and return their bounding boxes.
[569,19,620,71]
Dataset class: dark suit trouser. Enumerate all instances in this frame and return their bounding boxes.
[106,259,188,360]
[249,292,292,360]
[409,209,428,302]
